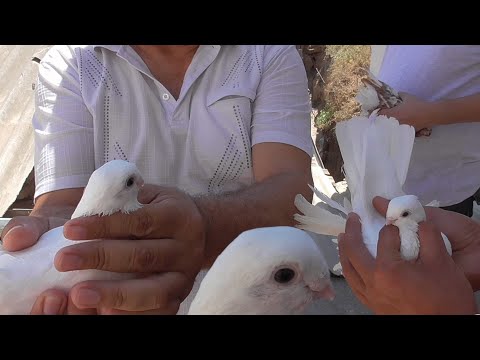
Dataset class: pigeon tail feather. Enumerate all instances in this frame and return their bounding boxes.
[308,184,348,216]
[335,113,416,256]
[294,194,346,237]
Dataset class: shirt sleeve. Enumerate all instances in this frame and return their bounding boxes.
[33,45,95,200]
[251,45,313,157]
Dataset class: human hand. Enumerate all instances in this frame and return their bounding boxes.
[373,196,480,292]
[30,184,206,315]
[338,212,477,315]
[378,92,434,136]
[1,215,66,251]
[1,189,84,252]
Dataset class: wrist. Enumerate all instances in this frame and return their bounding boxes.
[30,203,76,220]
[30,207,72,229]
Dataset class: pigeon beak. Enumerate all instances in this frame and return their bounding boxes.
[136,176,145,188]
[386,217,395,225]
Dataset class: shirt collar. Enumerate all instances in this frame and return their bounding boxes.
[91,45,222,101]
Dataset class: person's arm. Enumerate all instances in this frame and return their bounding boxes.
[193,45,314,267]
[1,45,94,252]
[30,45,314,315]
[379,92,480,130]
[195,142,312,267]
[430,93,480,126]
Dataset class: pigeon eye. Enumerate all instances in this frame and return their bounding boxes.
[126,177,134,188]
[274,268,296,284]
[402,211,409,217]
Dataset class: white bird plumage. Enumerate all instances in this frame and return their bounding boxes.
[0,160,145,315]
[294,112,452,260]
[187,226,334,315]
[0,160,333,315]
[385,194,452,260]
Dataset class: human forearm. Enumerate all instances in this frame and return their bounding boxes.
[429,93,480,126]
[193,172,312,268]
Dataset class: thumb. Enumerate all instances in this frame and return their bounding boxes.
[424,206,479,252]
[372,196,390,217]
[0,216,50,251]
[376,225,402,262]
[138,184,164,204]
[417,221,449,261]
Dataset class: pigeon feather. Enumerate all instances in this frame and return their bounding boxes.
[0,160,144,314]
[295,112,452,259]
[187,226,334,315]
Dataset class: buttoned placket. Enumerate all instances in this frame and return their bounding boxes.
[116,45,221,126]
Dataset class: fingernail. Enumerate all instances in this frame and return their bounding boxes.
[43,296,62,315]
[76,288,101,307]
[58,253,84,271]
[64,225,87,239]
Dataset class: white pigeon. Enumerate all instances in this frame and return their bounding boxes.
[187,226,334,315]
[0,159,145,315]
[385,194,452,260]
[1,160,333,315]
[294,112,452,260]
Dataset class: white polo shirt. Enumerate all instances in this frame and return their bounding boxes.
[378,45,480,206]
[33,45,312,199]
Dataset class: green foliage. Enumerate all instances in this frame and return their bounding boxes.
[315,106,334,129]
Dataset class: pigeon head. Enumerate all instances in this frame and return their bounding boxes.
[71,160,144,219]
[188,226,334,315]
[385,195,426,227]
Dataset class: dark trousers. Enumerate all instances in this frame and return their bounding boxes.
[440,188,480,217]
[441,196,475,217]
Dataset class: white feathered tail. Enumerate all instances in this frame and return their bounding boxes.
[294,192,346,237]
[295,111,416,256]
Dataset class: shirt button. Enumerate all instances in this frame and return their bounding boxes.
[162,93,170,101]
